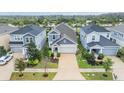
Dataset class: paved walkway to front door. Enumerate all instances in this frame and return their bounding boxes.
[53,54,85,80]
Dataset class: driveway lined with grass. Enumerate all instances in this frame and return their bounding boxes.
[0,53,23,80]
[53,54,85,80]
[108,56,124,80]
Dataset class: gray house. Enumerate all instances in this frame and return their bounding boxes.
[48,23,77,54]
[107,24,124,47]
[80,24,120,56]
[9,25,46,57]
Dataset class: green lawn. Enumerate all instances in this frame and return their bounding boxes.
[28,61,58,68]
[10,72,56,80]
[81,72,113,80]
[77,54,103,68]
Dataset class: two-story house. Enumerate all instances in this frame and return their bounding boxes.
[80,24,120,55]
[107,24,124,47]
[9,25,46,57]
[48,23,77,54]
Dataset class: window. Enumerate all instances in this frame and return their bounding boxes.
[92,35,95,40]
[107,33,109,37]
[30,38,33,42]
[53,35,55,39]
[26,38,29,43]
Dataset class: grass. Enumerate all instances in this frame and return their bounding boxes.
[81,72,113,80]
[10,72,56,80]
[77,53,103,68]
[27,60,58,68]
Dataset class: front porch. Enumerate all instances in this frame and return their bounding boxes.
[89,46,103,55]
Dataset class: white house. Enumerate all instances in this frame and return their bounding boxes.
[80,24,120,56]
[9,25,46,57]
[48,23,77,54]
[107,24,124,47]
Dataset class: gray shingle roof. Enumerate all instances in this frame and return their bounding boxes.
[87,36,119,47]
[107,24,124,33]
[81,24,110,34]
[10,25,44,36]
[55,23,77,43]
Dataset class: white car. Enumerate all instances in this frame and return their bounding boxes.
[0,56,7,65]
[4,54,13,62]
[0,52,13,65]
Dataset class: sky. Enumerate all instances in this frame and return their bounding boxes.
[0,12,106,16]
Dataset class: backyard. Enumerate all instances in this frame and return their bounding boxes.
[81,72,113,80]
[10,72,56,80]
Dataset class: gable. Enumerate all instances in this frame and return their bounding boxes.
[52,37,76,46]
[48,30,60,35]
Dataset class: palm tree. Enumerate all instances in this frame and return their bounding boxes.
[15,58,26,77]
[103,58,113,72]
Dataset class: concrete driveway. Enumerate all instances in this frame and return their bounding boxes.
[108,56,124,80]
[53,54,85,80]
[0,53,23,80]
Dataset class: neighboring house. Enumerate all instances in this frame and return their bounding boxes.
[80,24,120,56]
[9,25,46,57]
[48,23,77,54]
[107,24,124,47]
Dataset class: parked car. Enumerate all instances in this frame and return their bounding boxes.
[0,52,13,65]
[4,54,13,62]
[0,56,7,65]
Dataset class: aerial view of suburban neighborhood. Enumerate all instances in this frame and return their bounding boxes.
[0,12,124,80]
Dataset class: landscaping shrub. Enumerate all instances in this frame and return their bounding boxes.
[117,47,124,62]
[57,53,60,57]
[51,53,54,58]
[0,46,7,57]
[28,59,39,66]
[85,53,95,65]
[97,53,104,60]
[43,73,48,77]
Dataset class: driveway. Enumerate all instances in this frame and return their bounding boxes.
[0,34,10,50]
[0,53,23,80]
[53,54,85,80]
[108,56,124,80]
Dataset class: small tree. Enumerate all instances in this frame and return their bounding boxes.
[15,58,26,77]
[0,46,7,57]
[103,58,113,72]
[27,42,41,61]
[85,52,96,65]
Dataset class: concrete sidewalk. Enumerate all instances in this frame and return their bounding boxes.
[80,68,105,72]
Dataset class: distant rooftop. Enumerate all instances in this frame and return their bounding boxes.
[81,24,110,34]
[107,24,124,33]
[10,25,44,36]
[0,24,18,34]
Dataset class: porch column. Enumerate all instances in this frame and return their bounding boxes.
[51,46,54,52]
[89,48,92,53]
[100,48,103,53]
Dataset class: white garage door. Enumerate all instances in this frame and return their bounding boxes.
[58,45,77,54]
[102,47,118,56]
[11,47,23,53]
